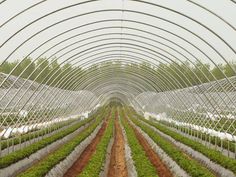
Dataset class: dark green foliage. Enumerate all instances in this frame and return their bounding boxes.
[135,113,236,175]
[129,115,215,177]
[1,58,236,91]
[17,108,108,177]
[0,115,95,169]
[0,119,75,150]
[120,109,158,177]
[78,108,115,177]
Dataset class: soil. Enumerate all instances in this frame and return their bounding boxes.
[13,120,95,177]
[127,117,173,177]
[107,111,128,177]
[140,118,218,177]
[63,113,110,177]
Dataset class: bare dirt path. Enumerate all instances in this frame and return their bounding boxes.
[127,116,173,177]
[108,111,128,177]
[63,113,110,177]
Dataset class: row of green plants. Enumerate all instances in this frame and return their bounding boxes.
[168,110,236,135]
[120,108,158,177]
[17,108,110,177]
[126,110,215,177]
[160,120,236,153]
[0,108,105,169]
[0,119,76,150]
[78,108,115,177]
[135,113,236,175]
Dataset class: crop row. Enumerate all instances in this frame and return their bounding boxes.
[126,111,215,177]
[0,119,76,151]
[119,108,158,177]
[0,107,106,169]
[18,108,109,177]
[131,110,236,175]
[78,108,115,177]
[4,105,235,177]
[168,111,236,135]
[160,120,236,153]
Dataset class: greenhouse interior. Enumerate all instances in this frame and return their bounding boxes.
[0,0,236,177]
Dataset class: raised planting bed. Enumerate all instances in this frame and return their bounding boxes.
[0,107,106,169]
[128,114,215,177]
[17,108,109,177]
[120,110,158,177]
[126,120,173,177]
[133,112,236,175]
[0,119,77,155]
[77,108,114,177]
[159,120,236,154]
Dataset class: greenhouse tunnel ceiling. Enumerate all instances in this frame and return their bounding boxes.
[0,0,236,143]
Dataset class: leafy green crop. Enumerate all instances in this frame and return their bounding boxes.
[0,108,105,169]
[78,107,115,177]
[17,108,109,177]
[0,119,76,150]
[129,115,215,177]
[161,121,236,153]
[137,114,236,175]
[120,109,158,177]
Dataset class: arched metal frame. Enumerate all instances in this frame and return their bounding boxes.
[0,0,235,157]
